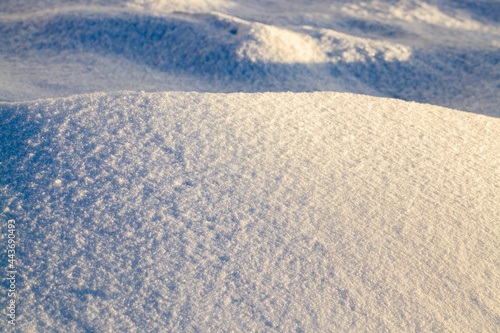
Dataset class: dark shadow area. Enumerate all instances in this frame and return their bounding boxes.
[448,0,500,23]
[338,18,414,38]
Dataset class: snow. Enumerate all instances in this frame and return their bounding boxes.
[1,0,499,331]
[1,0,499,116]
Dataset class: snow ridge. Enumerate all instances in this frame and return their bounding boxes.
[1,4,499,116]
[2,91,499,332]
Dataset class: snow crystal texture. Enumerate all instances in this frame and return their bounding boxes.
[1,91,499,332]
[1,0,500,331]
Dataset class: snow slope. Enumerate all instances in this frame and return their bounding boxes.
[1,0,500,332]
[1,91,499,332]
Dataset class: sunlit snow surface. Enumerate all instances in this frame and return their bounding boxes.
[1,0,500,332]
[2,91,499,332]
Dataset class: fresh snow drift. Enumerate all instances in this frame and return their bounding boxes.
[1,0,500,332]
[1,0,499,116]
[2,91,499,332]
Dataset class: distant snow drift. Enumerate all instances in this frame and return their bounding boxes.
[1,92,499,332]
[1,2,499,117]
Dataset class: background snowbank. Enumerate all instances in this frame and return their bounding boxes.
[1,0,499,116]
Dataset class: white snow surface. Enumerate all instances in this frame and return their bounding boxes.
[1,0,500,332]
[2,91,500,332]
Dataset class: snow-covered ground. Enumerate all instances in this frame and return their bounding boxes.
[1,0,499,332]
[1,0,500,116]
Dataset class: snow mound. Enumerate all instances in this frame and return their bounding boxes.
[239,21,412,64]
[239,22,326,64]
[0,9,348,95]
[2,91,499,332]
[0,9,406,68]
[1,3,499,117]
